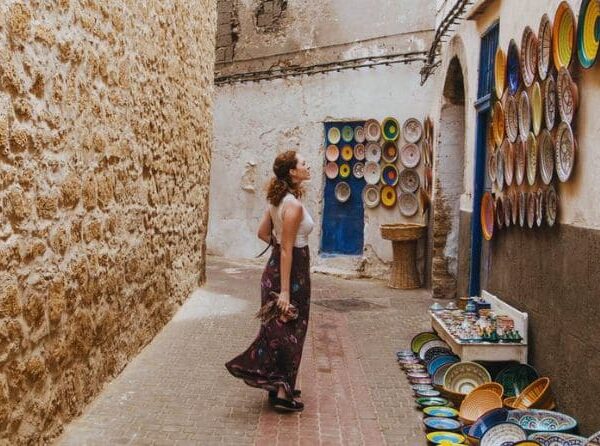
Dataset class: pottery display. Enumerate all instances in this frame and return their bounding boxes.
[354,143,366,161]
[531,81,542,135]
[403,118,423,143]
[399,168,420,194]
[416,396,450,408]
[362,184,380,208]
[515,135,526,186]
[341,144,353,161]
[519,191,527,227]
[481,192,494,241]
[381,163,399,186]
[325,144,339,162]
[480,422,527,446]
[469,408,509,440]
[557,67,578,124]
[365,119,381,142]
[519,90,532,140]
[382,141,398,163]
[352,162,364,179]
[527,191,536,228]
[341,125,354,143]
[577,0,600,68]
[553,1,576,69]
[555,121,575,182]
[423,417,462,433]
[444,362,492,394]
[428,354,460,377]
[545,185,558,227]
[521,26,538,88]
[505,94,519,143]
[529,432,587,446]
[538,14,553,80]
[380,185,397,208]
[508,39,521,94]
[494,101,506,146]
[538,129,554,185]
[327,126,341,144]
[419,340,451,361]
[400,143,421,168]
[423,406,459,418]
[495,364,539,398]
[506,409,578,435]
[354,126,366,143]
[527,132,538,186]
[339,163,351,179]
[426,431,465,445]
[513,377,555,410]
[382,117,400,141]
[544,73,557,131]
[365,142,382,162]
[364,161,381,185]
[325,162,339,179]
[495,47,507,98]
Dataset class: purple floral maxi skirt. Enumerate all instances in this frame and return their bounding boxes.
[225,244,310,399]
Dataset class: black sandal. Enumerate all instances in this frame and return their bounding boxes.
[271,397,304,412]
[269,389,301,400]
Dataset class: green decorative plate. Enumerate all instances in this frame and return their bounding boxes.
[341,125,354,143]
[410,331,440,354]
[416,397,450,408]
[494,364,539,398]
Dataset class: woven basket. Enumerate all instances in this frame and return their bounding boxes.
[380,223,426,241]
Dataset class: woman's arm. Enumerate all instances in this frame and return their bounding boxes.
[257,208,272,243]
[277,200,303,312]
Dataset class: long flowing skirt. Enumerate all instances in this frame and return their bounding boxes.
[225,244,311,399]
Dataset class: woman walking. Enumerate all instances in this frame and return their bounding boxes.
[225,150,313,412]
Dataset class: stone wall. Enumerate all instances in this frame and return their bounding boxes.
[0,1,215,443]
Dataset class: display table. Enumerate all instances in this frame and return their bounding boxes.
[431,291,529,363]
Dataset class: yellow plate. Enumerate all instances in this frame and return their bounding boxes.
[531,82,542,135]
[494,48,507,99]
[339,163,351,179]
[553,1,576,69]
[341,145,353,161]
[380,185,397,207]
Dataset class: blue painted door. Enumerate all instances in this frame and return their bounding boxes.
[321,121,365,255]
[469,22,499,295]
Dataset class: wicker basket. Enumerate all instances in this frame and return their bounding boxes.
[380,223,427,241]
[380,224,426,289]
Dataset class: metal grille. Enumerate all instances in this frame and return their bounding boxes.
[477,23,499,99]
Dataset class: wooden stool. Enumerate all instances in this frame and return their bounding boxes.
[380,224,427,289]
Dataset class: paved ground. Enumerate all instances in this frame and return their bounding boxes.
[57,256,433,445]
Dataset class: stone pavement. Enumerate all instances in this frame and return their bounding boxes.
[57,256,433,445]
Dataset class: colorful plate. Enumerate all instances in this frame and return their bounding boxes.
[505,94,519,143]
[460,390,503,425]
[382,141,398,163]
[400,143,421,168]
[433,362,454,388]
[365,142,381,162]
[444,362,492,394]
[480,422,527,446]
[503,139,515,186]
[521,26,538,88]
[539,130,554,185]
[553,1,576,70]
[417,397,450,408]
[381,164,399,186]
[543,73,557,130]
[424,417,462,432]
[495,47,507,98]
[398,192,419,216]
[403,118,423,143]
[531,81,542,136]
[380,185,397,207]
[519,90,531,140]
[426,431,465,445]
[339,163,351,179]
[481,192,494,241]
[496,146,505,192]
[354,143,366,161]
[428,354,460,377]
[398,168,420,193]
[419,340,450,361]
[507,39,521,95]
[577,0,600,68]
[354,126,366,143]
[506,409,578,435]
[364,161,381,185]
[325,162,338,179]
[496,195,504,230]
[424,406,459,418]
[493,101,505,147]
[557,67,578,124]
[341,144,353,161]
[334,181,351,203]
[527,132,538,186]
[515,135,526,186]
[352,162,364,179]
[325,144,339,162]
[529,432,587,446]
[365,119,381,142]
[341,125,354,143]
[382,117,400,141]
[411,332,439,354]
[362,184,380,208]
[488,151,497,184]
[546,185,558,227]
[538,14,553,80]
[555,121,575,182]
[327,127,341,145]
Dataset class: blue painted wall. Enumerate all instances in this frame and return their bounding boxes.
[321,121,366,255]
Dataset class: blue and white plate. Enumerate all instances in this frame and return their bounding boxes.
[507,410,578,435]
[480,422,527,446]
[528,432,587,446]
[423,417,462,432]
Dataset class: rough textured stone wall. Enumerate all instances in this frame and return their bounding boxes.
[0,0,215,443]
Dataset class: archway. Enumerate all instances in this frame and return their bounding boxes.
[431,56,466,299]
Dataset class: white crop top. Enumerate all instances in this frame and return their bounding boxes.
[269,194,314,248]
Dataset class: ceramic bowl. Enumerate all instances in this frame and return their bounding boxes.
[395,349,414,358]
[412,383,434,394]
[513,442,542,446]
[513,377,555,410]
[424,406,459,418]
[411,376,433,385]
[426,431,465,445]
[433,362,454,388]
[423,347,454,365]
[416,396,450,408]
[427,354,460,377]
[528,432,587,446]
[403,363,425,371]
[462,425,479,446]
[398,356,419,365]
[417,389,441,399]
[506,409,578,435]
[469,408,509,440]
[419,340,450,362]
[480,422,527,446]
[494,364,539,398]
[459,390,503,425]
[444,362,492,394]
[407,371,429,380]
[423,417,462,433]
[382,117,400,141]
[441,387,467,407]
[503,396,518,409]
[471,382,504,397]
[411,332,440,354]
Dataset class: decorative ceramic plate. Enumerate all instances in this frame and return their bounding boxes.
[538,14,553,80]
[416,397,450,408]
[352,162,364,179]
[488,151,497,183]
[503,194,511,228]
[426,431,465,444]
[354,125,366,143]
[493,101,505,147]
[519,90,532,140]
[577,0,600,68]
[382,141,398,163]
[362,184,380,208]
[527,132,538,186]
[382,117,400,141]
[544,73,557,130]
[403,118,423,143]
[444,362,492,394]
[521,26,538,88]
[364,161,381,185]
[506,409,578,435]
[531,82,542,135]
[496,147,505,192]
[341,125,354,143]
[339,163,351,179]
[553,1,576,70]
[341,144,353,161]
[481,192,494,241]
[327,127,341,144]
[510,190,519,226]
[536,189,544,227]
[557,67,577,124]
[488,119,497,153]
[538,129,554,185]
[334,181,351,203]
[398,168,420,193]
[396,349,413,358]
[365,142,381,163]
[546,185,558,227]
[529,432,587,446]
[508,39,521,95]
[527,191,536,228]
[398,192,419,217]
[515,135,526,186]
[325,144,339,162]
[424,417,462,432]
[354,143,366,161]
[365,119,381,142]
[381,163,399,186]
[424,406,459,418]
[480,422,527,446]
[424,347,454,365]
[505,94,519,143]
[496,195,504,230]
[519,191,527,227]
[433,362,454,388]
[412,383,434,393]
[419,339,450,361]
[417,389,441,399]
[325,161,339,179]
[469,408,509,440]
[504,139,515,186]
[411,332,440,354]
[400,143,421,168]
[380,185,397,208]
[427,354,460,377]
[555,121,575,182]
[495,47,507,98]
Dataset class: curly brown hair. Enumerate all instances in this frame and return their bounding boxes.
[267,150,304,206]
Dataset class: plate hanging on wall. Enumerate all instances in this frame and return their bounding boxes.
[481,192,494,241]
[503,139,515,187]
[380,185,397,208]
[381,163,399,187]
[519,191,527,227]
[544,73,557,130]
[538,13,553,80]
[327,127,341,145]
[577,0,600,68]
[531,81,542,136]
[539,129,555,185]
[515,135,526,186]
[527,132,538,186]
[334,181,351,203]
[505,94,519,143]
[496,195,504,230]
[527,191,536,228]
[553,1,576,70]
[354,126,366,143]
[510,189,519,226]
[557,67,578,124]
[496,147,504,193]
[493,101,505,147]
[495,47,507,99]
[365,119,381,142]
[398,192,419,216]
[382,141,399,163]
[503,194,511,228]
[341,144,353,161]
[325,162,339,179]
[536,189,544,227]
[354,143,366,161]
[352,162,365,179]
[518,90,531,141]
[362,184,380,208]
[521,26,538,88]
[546,185,558,227]
[365,142,382,162]
[488,151,497,184]
[364,161,381,185]
[341,125,354,143]
[325,144,339,162]
[339,163,351,179]
[400,143,421,168]
[507,39,521,95]
[382,117,400,141]
[555,121,575,182]
[398,168,420,193]
[403,118,423,143]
